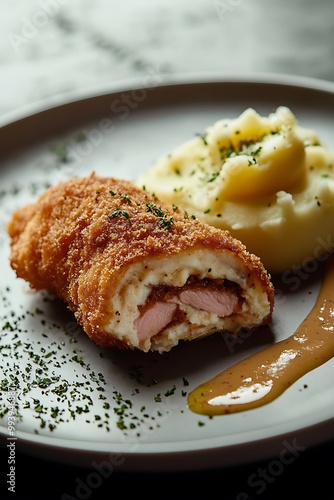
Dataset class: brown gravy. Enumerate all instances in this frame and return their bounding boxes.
[188,257,334,416]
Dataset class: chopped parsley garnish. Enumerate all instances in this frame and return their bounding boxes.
[50,143,71,164]
[120,194,132,204]
[164,385,176,397]
[145,202,174,230]
[207,171,220,183]
[198,133,208,145]
[108,209,131,222]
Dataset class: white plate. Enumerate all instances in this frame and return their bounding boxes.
[1,74,334,471]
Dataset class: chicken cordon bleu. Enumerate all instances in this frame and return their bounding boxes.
[7,173,274,353]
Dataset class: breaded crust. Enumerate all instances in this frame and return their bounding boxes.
[8,172,274,350]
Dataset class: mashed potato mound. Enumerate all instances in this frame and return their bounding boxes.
[136,107,334,274]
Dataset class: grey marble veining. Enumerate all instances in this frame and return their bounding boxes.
[1,0,334,117]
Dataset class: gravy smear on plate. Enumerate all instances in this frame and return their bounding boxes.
[188,256,334,415]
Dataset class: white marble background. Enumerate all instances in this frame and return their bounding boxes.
[1,0,334,117]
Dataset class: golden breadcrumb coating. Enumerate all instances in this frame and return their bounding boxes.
[8,172,274,351]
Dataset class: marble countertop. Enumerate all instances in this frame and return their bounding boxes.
[1,0,334,118]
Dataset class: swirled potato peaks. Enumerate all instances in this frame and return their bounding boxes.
[137,106,334,274]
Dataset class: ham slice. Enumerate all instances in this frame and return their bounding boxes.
[134,283,240,342]
[135,302,177,341]
[179,288,239,317]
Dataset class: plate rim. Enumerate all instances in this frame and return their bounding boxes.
[1,71,334,128]
[4,415,334,470]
